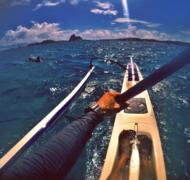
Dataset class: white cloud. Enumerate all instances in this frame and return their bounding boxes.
[0,0,31,7]
[11,0,30,6]
[0,22,174,46]
[69,0,80,5]
[114,17,149,24]
[33,0,65,10]
[95,1,112,9]
[104,9,118,16]
[146,23,161,28]
[90,8,103,14]
[90,8,117,16]
[1,22,78,45]
[114,17,162,29]
[90,1,118,16]
[181,29,190,35]
[79,26,171,40]
[33,0,81,10]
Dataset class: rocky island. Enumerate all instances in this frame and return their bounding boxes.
[69,34,83,41]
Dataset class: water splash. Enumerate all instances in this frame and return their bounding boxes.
[121,0,130,18]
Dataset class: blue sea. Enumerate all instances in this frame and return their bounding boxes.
[0,40,189,179]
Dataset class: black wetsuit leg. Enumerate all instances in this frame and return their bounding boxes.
[1,111,102,180]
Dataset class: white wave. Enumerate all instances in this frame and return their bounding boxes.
[152,80,171,94]
[162,135,169,141]
[85,120,113,179]
[184,128,190,138]
[178,75,188,80]
[178,97,189,106]
[109,79,120,83]
[97,48,103,54]
[160,120,166,126]
[49,86,63,96]
[80,81,97,99]
[49,87,57,93]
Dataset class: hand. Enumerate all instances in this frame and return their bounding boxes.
[97,90,128,116]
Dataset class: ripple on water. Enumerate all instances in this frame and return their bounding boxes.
[49,84,68,98]
[178,96,189,107]
[81,81,97,99]
[85,119,113,179]
[160,120,167,126]
[152,80,170,94]
[184,128,190,138]
[49,86,62,95]
[0,40,189,180]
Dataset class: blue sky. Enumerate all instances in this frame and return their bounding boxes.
[0,0,190,46]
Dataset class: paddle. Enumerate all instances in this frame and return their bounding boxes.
[116,48,190,104]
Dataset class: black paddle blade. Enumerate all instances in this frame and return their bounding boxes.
[116,48,190,104]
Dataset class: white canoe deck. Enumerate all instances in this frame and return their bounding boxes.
[100,61,166,180]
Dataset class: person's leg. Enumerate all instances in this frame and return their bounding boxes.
[138,135,152,179]
[1,112,102,180]
[108,130,135,180]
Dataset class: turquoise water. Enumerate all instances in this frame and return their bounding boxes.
[0,41,189,179]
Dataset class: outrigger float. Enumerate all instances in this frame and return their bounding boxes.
[100,58,166,180]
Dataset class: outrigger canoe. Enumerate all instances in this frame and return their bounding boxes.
[100,58,166,180]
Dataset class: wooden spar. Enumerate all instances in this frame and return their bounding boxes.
[0,66,95,171]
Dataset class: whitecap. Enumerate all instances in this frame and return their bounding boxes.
[68,101,77,111]
[85,86,96,94]
[81,93,88,99]
[178,97,189,106]
[160,120,166,126]
[184,128,190,138]
[97,48,103,54]
[162,135,168,141]
[162,127,168,133]
[152,83,164,93]
[49,86,62,96]
[80,81,97,99]
[49,87,57,93]
[109,79,120,83]
[178,75,188,80]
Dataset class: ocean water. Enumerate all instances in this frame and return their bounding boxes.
[0,40,189,179]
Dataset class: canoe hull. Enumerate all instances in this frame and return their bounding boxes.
[100,60,166,180]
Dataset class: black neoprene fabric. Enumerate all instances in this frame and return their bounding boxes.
[1,111,102,180]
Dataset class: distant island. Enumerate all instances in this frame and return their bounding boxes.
[114,37,190,46]
[28,39,58,47]
[99,37,190,47]
[69,34,83,41]
[27,34,83,47]
[2,34,189,52]
[27,35,190,47]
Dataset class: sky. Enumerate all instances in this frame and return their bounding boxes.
[0,0,190,46]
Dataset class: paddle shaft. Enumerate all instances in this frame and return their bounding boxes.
[116,48,190,104]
